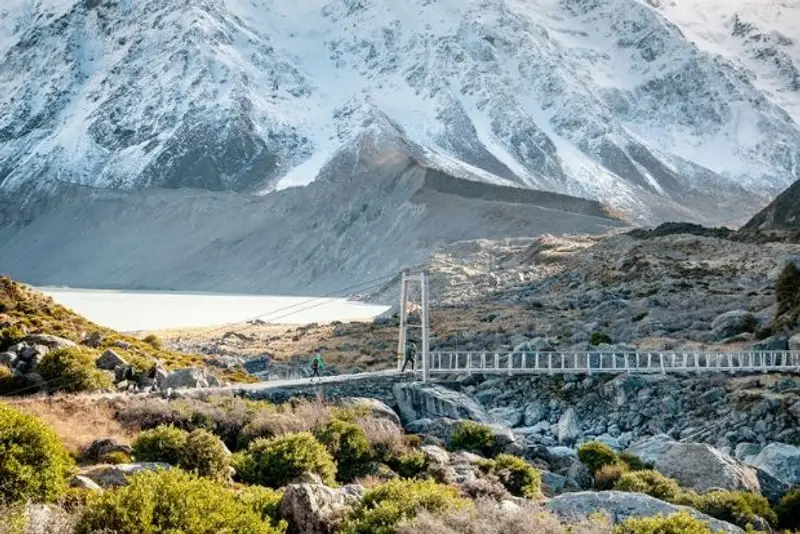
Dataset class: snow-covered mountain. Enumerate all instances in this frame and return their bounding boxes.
[1,0,798,222]
[0,0,798,293]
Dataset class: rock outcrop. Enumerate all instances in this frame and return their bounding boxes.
[279,480,365,534]
[546,491,744,533]
[78,463,170,487]
[652,443,761,493]
[747,443,800,487]
[393,383,493,424]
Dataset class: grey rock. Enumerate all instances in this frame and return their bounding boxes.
[420,445,450,465]
[540,470,570,497]
[753,466,792,505]
[393,382,492,424]
[710,310,758,341]
[625,434,674,465]
[734,442,763,462]
[789,333,800,351]
[546,491,744,533]
[279,482,365,534]
[747,443,800,486]
[751,335,789,351]
[96,349,128,371]
[165,367,210,389]
[79,463,170,487]
[70,475,103,491]
[0,351,16,367]
[593,434,622,450]
[655,442,761,493]
[489,406,523,428]
[557,408,581,445]
[207,375,222,387]
[22,334,76,350]
[523,401,548,426]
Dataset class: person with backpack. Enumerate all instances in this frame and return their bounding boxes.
[310,352,325,381]
[401,340,417,372]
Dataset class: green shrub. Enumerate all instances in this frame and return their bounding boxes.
[614,470,681,502]
[0,365,18,395]
[316,419,373,482]
[450,421,495,456]
[614,512,712,534]
[0,325,24,350]
[776,262,800,315]
[142,335,163,349]
[489,454,541,498]
[341,478,468,534]
[677,490,777,530]
[594,462,629,491]
[578,441,618,473]
[99,451,132,465]
[132,425,188,466]
[619,452,653,471]
[235,432,337,488]
[236,486,284,524]
[36,347,112,393]
[387,450,429,479]
[0,403,75,503]
[590,332,613,346]
[182,429,231,480]
[132,426,230,480]
[75,469,284,534]
[776,488,800,530]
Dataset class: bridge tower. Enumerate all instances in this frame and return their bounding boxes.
[397,271,430,382]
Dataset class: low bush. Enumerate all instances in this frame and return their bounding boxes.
[387,450,429,479]
[480,454,541,499]
[776,488,800,530]
[594,463,629,491]
[235,486,287,532]
[590,332,612,346]
[0,325,24,350]
[677,490,776,530]
[99,450,132,465]
[577,441,618,473]
[182,429,231,480]
[614,471,681,502]
[36,347,112,393]
[142,335,163,349]
[316,419,374,482]
[450,421,495,456]
[0,365,17,395]
[234,432,337,488]
[341,478,468,534]
[132,426,230,480]
[614,512,712,534]
[0,403,75,503]
[75,469,285,534]
[132,425,187,466]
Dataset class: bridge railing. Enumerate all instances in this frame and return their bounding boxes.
[425,351,800,375]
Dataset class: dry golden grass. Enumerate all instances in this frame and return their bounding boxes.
[4,396,133,456]
[354,415,409,457]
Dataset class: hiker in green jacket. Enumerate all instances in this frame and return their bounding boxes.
[310,353,325,381]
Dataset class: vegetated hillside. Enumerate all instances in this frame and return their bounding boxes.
[744,179,800,232]
[0,276,253,389]
[0,126,624,295]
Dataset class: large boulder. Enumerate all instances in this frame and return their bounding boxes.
[557,408,581,445]
[279,482,365,534]
[78,463,170,487]
[546,491,743,533]
[96,349,128,371]
[523,401,548,426]
[164,368,210,389]
[489,406,523,428]
[393,382,492,424]
[710,310,759,341]
[747,443,800,487]
[338,397,401,427]
[83,438,133,462]
[22,334,76,350]
[654,443,761,493]
[624,434,675,465]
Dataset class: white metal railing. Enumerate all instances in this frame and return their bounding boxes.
[421,351,800,376]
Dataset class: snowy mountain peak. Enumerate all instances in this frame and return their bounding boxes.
[1,0,799,225]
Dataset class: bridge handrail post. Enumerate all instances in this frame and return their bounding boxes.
[625,353,630,373]
[588,352,592,376]
[508,352,513,376]
[467,353,472,375]
[660,353,665,374]
[494,353,499,372]
[548,353,553,375]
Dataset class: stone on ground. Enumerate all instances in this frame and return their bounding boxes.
[393,382,492,423]
[654,442,761,493]
[279,481,365,534]
[78,463,170,487]
[747,443,800,487]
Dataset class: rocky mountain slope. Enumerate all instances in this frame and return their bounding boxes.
[1,0,799,291]
[745,178,800,231]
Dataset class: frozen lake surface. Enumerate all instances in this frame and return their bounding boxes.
[40,287,390,332]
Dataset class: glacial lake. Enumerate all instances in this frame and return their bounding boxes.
[39,287,391,332]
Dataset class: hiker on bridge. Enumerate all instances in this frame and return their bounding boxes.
[310,352,325,381]
[401,340,417,372]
